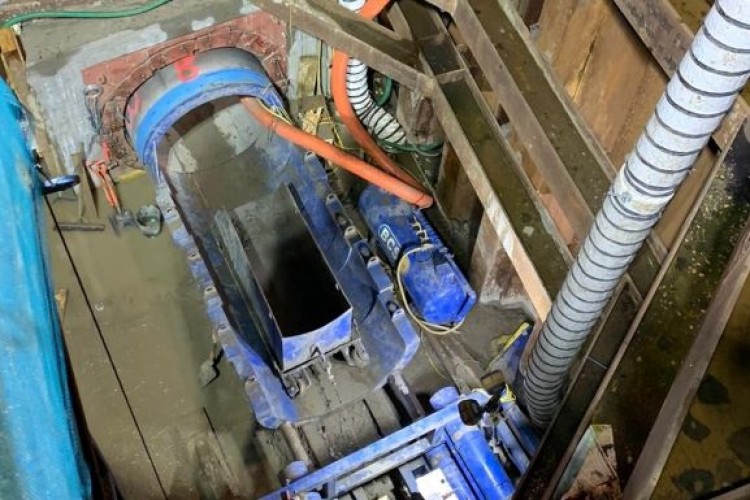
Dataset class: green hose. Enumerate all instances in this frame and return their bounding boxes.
[380,138,444,157]
[375,76,393,107]
[1,0,172,28]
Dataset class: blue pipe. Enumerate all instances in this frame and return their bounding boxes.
[430,387,515,500]
[0,79,90,498]
[496,420,530,474]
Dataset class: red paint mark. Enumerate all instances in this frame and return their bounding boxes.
[174,55,200,82]
[125,93,142,126]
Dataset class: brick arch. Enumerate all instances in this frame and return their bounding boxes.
[81,11,287,167]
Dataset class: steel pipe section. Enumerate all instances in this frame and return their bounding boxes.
[125,48,283,177]
[524,0,750,426]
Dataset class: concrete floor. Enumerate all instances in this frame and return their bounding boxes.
[47,173,525,499]
[48,176,273,499]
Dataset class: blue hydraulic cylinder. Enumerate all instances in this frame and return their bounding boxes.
[358,186,476,324]
[425,438,477,499]
[0,79,90,498]
[430,387,514,500]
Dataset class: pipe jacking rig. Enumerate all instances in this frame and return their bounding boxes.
[124,47,475,429]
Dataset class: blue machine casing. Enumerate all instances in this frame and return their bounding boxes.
[263,387,538,500]
[358,185,476,325]
[0,79,91,499]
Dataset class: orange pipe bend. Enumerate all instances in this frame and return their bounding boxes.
[241,98,433,208]
[330,0,422,190]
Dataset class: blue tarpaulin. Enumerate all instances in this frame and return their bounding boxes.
[0,78,90,499]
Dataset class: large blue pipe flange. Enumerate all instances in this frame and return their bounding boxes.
[125,48,282,177]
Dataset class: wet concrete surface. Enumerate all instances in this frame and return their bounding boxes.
[654,277,750,498]
[47,177,269,499]
[592,160,750,486]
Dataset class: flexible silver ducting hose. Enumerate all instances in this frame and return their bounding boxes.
[339,0,407,145]
[523,0,750,427]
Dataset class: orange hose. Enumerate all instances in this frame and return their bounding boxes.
[331,0,423,190]
[242,98,433,208]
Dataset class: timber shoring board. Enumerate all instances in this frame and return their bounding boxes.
[533,0,718,255]
[428,0,595,246]
[611,0,749,151]
[426,0,667,299]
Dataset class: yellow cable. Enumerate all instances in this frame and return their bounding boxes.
[256,99,292,125]
[396,245,464,335]
[500,384,516,404]
[420,330,451,381]
[502,321,531,353]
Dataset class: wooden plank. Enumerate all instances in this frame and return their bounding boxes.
[547,0,610,100]
[535,0,577,64]
[435,0,594,244]
[469,214,529,310]
[534,0,714,252]
[612,0,750,150]
[436,145,480,222]
[570,2,652,156]
[439,0,667,290]
[607,57,666,170]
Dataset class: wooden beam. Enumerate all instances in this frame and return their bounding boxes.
[423,0,665,298]
[393,1,573,319]
[423,0,594,243]
[612,0,750,150]
[250,0,430,93]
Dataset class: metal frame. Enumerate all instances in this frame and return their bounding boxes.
[260,395,470,499]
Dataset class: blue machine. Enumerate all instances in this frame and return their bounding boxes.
[358,185,476,325]
[0,79,90,498]
[263,387,538,500]
[125,48,420,427]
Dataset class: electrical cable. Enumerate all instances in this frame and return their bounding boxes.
[420,330,452,382]
[395,245,463,335]
[1,0,172,28]
[380,139,444,157]
[42,192,168,499]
